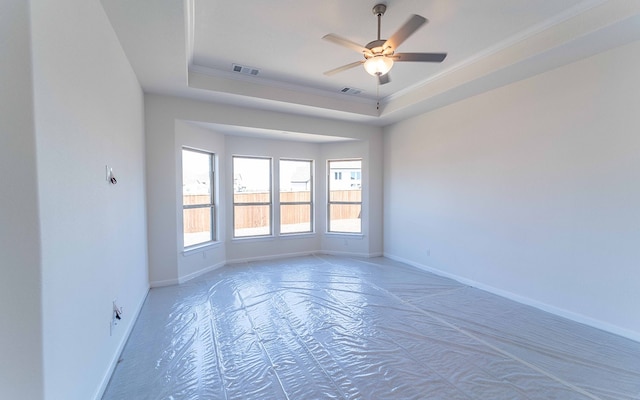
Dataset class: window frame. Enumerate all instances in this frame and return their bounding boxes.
[182,147,216,249]
[327,158,362,234]
[279,158,314,235]
[232,155,273,238]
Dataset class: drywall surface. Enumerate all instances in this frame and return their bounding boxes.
[0,1,44,399]
[145,94,383,285]
[384,39,640,340]
[30,0,149,399]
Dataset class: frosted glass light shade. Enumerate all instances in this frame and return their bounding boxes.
[364,56,393,76]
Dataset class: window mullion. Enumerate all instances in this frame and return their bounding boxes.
[184,203,213,209]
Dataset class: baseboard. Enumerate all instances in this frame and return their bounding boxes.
[149,277,179,288]
[93,286,150,400]
[178,261,226,284]
[384,252,640,344]
[320,250,382,258]
[226,251,317,265]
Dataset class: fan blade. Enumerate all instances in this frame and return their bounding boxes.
[384,14,427,50]
[324,60,364,76]
[392,52,447,62]
[378,73,390,85]
[323,34,370,54]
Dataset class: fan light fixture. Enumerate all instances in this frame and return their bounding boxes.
[364,55,393,76]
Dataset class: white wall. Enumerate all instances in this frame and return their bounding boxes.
[0,2,44,399]
[145,94,383,285]
[30,0,149,399]
[384,39,640,340]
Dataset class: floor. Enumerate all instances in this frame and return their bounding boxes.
[103,255,640,399]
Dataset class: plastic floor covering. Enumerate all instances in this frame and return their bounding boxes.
[103,255,640,399]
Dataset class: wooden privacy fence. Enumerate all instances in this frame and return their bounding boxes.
[183,190,361,233]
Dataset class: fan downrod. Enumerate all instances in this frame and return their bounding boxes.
[372,4,387,42]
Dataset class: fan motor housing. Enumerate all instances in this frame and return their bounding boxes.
[364,39,394,59]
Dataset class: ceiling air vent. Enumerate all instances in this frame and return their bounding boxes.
[232,63,260,76]
[340,87,363,95]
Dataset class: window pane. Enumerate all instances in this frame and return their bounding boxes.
[329,188,361,202]
[234,205,271,237]
[329,160,361,201]
[328,160,361,191]
[233,157,270,198]
[280,159,311,202]
[183,207,213,247]
[281,204,311,234]
[281,191,311,203]
[182,150,211,203]
[234,191,270,204]
[328,204,361,233]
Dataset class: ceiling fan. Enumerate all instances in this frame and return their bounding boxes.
[323,4,447,85]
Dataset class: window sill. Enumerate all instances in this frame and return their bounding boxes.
[279,232,316,240]
[182,241,221,255]
[231,235,276,243]
[230,232,317,243]
[324,232,364,239]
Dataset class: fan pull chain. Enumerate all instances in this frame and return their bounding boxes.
[376,80,380,112]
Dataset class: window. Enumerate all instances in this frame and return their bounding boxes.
[328,159,362,233]
[182,148,215,248]
[280,159,313,234]
[233,156,272,237]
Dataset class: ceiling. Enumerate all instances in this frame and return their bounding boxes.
[102,0,640,128]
